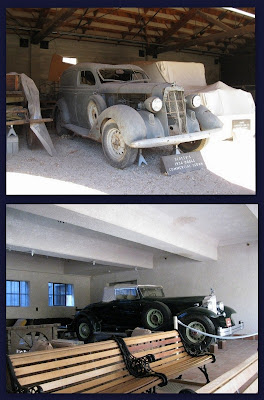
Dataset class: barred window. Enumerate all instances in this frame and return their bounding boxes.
[48,283,74,306]
[6,280,30,307]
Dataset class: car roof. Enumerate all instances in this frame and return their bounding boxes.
[66,62,145,72]
[102,284,163,302]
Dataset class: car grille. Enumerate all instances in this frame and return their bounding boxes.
[164,87,187,133]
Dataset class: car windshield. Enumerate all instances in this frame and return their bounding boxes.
[139,286,165,298]
[98,68,149,82]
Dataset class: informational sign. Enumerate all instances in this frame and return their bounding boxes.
[232,119,251,132]
[160,152,206,176]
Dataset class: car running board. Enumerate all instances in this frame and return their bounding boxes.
[64,124,90,137]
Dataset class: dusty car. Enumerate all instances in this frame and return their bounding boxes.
[55,63,224,168]
[69,285,244,349]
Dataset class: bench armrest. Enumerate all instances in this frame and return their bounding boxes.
[6,355,43,393]
[113,336,168,387]
[177,330,216,363]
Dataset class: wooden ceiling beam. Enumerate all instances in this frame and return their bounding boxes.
[156,8,199,44]
[197,10,233,32]
[31,8,78,44]
[35,8,50,29]
[157,23,255,53]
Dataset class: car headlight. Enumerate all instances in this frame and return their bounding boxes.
[186,94,201,108]
[217,301,225,311]
[144,96,163,113]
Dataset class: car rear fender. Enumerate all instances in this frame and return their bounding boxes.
[56,98,71,124]
[97,105,147,145]
[73,311,101,332]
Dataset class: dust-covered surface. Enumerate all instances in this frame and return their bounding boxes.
[6,128,255,195]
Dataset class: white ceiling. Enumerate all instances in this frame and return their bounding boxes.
[151,204,258,246]
[6,204,258,276]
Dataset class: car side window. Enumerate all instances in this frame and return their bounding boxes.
[115,288,138,300]
[80,70,96,86]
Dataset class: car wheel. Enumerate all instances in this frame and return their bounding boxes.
[55,108,69,136]
[87,95,107,128]
[179,314,215,350]
[179,138,209,152]
[141,302,172,331]
[76,317,94,343]
[102,119,138,169]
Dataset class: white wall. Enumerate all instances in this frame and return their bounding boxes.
[6,33,220,87]
[6,252,91,320]
[90,241,258,334]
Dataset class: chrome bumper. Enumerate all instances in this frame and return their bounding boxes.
[130,128,224,149]
[217,321,244,337]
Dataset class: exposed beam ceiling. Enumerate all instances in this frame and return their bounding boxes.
[196,10,233,32]
[156,8,199,44]
[6,7,255,57]
[31,8,78,44]
[157,23,255,54]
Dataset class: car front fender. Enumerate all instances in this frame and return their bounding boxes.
[224,306,236,318]
[177,306,219,320]
[192,104,223,130]
[96,105,148,145]
[56,98,71,124]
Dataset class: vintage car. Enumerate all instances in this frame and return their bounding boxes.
[55,63,224,168]
[69,284,244,349]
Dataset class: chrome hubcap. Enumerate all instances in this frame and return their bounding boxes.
[147,309,163,328]
[79,322,90,338]
[186,321,206,343]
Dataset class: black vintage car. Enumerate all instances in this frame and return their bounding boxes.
[69,285,244,349]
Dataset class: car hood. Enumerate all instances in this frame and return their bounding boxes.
[98,82,172,96]
[144,296,205,308]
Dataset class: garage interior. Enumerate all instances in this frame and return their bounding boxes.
[6,204,258,393]
[6,7,255,195]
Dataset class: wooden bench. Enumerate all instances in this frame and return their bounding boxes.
[188,352,258,394]
[7,330,215,394]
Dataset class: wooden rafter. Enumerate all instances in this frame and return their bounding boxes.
[157,23,255,54]
[31,8,77,44]
[197,10,233,32]
[156,8,199,44]
[35,8,50,29]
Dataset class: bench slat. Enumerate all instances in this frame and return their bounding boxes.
[129,343,186,360]
[125,330,181,344]
[14,347,122,376]
[10,340,119,366]
[196,353,258,394]
[18,355,125,387]
[100,375,161,393]
[39,363,127,392]
[53,370,133,393]
[243,378,258,393]
[215,361,258,393]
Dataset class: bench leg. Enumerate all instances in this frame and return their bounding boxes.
[146,386,156,393]
[198,365,210,384]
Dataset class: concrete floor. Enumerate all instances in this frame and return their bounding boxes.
[157,339,258,393]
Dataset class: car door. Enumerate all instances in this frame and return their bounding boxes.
[76,69,97,128]
[60,70,78,124]
[114,298,142,328]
